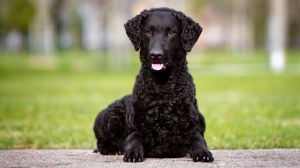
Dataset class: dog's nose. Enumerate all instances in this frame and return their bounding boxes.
[151,55,162,60]
[150,49,163,60]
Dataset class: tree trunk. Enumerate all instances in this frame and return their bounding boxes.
[268,0,287,72]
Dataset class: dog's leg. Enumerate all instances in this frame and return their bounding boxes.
[189,132,214,162]
[186,102,214,162]
[123,132,144,162]
[93,101,126,155]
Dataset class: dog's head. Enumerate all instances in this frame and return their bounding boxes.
[124,8,202,72]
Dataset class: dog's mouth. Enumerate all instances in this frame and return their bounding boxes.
[151,63,165,71]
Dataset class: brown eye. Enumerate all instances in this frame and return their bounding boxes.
[146,30,152,35]
[169,30,175,35]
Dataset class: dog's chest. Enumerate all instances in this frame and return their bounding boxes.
[135,96,194,144]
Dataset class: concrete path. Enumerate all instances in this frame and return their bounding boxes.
[1,149,299,168]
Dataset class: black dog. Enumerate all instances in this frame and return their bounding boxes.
[93,7,214,163]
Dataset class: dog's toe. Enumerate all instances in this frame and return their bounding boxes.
[191,149,214,162]
[123,146,144,162]
[93,148,99,153]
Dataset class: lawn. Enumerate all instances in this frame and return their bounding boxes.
[0,50,299,149]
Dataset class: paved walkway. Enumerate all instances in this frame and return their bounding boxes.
[1,149,299,168]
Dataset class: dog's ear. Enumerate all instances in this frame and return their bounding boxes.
[176,12,202,52]
[124,10,148,51]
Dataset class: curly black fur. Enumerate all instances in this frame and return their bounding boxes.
[93,7,214,163]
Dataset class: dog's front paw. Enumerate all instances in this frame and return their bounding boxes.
[123,145,144,162]
[191,148,214,162]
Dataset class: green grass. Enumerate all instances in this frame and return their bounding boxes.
[0,50,299,149]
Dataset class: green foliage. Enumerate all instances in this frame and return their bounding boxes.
[0,0,36,33]
[0,50,299,149]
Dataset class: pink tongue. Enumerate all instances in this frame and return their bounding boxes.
[152,64,164,71]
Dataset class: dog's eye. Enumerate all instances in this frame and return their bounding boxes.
[146,30,152,35]
[169,30,175,35]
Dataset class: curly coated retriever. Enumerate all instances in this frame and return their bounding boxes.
[93,7,214,163]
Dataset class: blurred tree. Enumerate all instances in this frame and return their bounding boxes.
[51,0,74,50]
[190,0,300,49]
[0,0,36,50]
[267,0,287,72]
[249,0,268,48]
[30,0,54,55]
[288,0,300,48]
[190,0,266,48]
